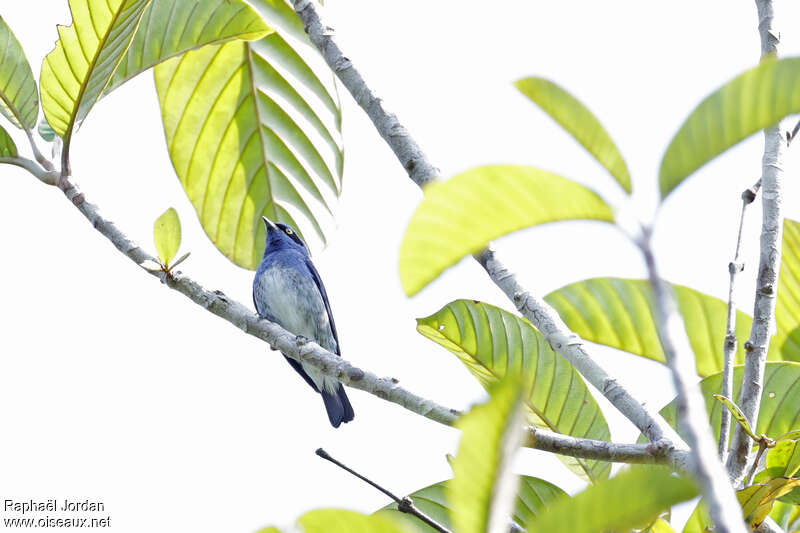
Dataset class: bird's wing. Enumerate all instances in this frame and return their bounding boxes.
[304,257,341,355]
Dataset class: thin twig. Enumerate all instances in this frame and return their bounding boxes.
[0,156,59,184]
[727,0,785,485]
[315,448,452,533]
[719,181,761,460]
[639,228,748,533]
[290,0,685,451]
[744,440,768,486]
[787,118,800,145]
[24,128,54,171]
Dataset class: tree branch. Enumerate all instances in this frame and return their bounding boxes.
[727,0,785,485]
[0,156,59,184]
[639,230,748,533]
[719,182,760,460]
[289,0,685,451]
[44,170,690,469]
[315,448,452,533]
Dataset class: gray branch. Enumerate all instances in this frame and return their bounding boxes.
[727,0,785,485]
[33,169,688,469]
[289,0,684,450]
[0,156,59,184]
[719,182,760,460]
[640,231,748,533]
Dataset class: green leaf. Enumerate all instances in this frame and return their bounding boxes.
[377,476,567,533]
[776,218,800,362]
[713,394,758,441]
[767,439,800,478]
[154,207,181,266]
[299,509,415,533]
[515,77,631,193]
[400,165,614,296]
[417,299,611,482]
[738,477,800,528]
[544,277,759,377]
[682,501,712,533]
[656,362,800,446]
[0,125,17,157]
[38,118,55,142]
[777,430,800,442]
[40,0,153,141]
[526,468,697,533]
[660,56,800,199]
[155,21,344,269]
[255,528,282,533]
[448,377,525,533]
[103,0,271,96]
[0,16,38,130]
[646,518,678,533]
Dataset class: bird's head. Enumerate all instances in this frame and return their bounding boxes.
[262,216,309,255]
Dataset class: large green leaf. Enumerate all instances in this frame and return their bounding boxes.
[155,9,343,269]
[40,0,153,141]
[0,125,17,157]
[660,57,800,199]
[449,377,525,533]
[685,478,800,531]
[527,468,697,533]
[418,300,612,482]
[545,277,759,377]
[657,362,800,445]
[776,218,800,362]
[768,439,800,478]
[103,0,270,95]
[515,77,631,193]
[377,476,567,533]
[400,165,614,296]
[0,16,38,130]
[298,509,414,533]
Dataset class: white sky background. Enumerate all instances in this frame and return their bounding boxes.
[2,1,800,532]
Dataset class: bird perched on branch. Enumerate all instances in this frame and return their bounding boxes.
[253,217,354,427]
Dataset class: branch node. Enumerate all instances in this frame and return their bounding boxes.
[744,340,755,352]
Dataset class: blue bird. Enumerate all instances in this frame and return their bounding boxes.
[253,217,354,427]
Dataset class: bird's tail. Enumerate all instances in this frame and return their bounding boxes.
[321,385,354,428]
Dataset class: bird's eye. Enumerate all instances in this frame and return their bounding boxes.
[284,228,293,235]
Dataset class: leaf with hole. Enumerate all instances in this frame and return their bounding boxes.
[418,299,611,482]
[400,165,614,296]
[0,16,38,131]
[155,2,343,269]
[154,207,181,266]
[544,277,761,377]
[40,0,153,144]
[654,362,800,447]
[516,77,631,193]
[526,467,696,533]
[377,476,566,533]
[448,377,525,533]
[660,57,800,198]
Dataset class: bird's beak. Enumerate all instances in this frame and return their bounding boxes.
[262,216,276,230]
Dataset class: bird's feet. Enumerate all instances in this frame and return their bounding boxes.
[295,334,311,346]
